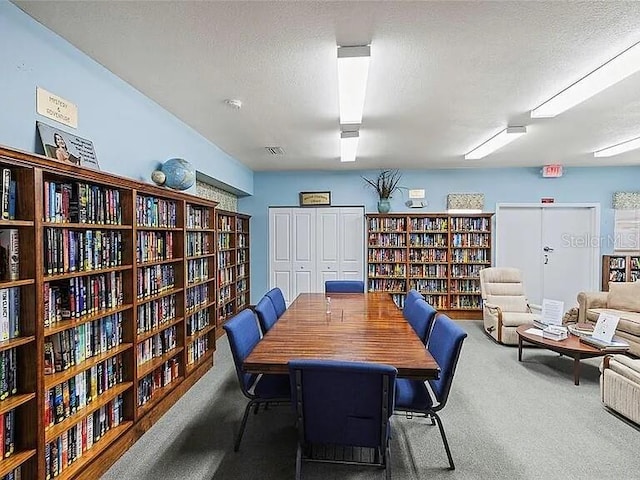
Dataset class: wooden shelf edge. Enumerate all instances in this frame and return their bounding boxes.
[136,347,184,379]
[0,335,36,352]
[0,449,36,478]
[44,304,133,337]
[0,392,36,414]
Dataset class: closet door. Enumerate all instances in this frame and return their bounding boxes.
[292,208,316,298]
[269,208,294,303]
[317,208,340,287]
[338,207,365,280]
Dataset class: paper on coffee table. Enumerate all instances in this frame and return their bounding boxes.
[592,313,619,343]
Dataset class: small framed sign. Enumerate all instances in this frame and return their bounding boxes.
[299,191,331,207]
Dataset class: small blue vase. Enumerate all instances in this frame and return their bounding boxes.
[377,198,391,214]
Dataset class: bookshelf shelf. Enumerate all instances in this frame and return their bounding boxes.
[366,213,493,318]
[602,254,640,290]
[0,145,220,479]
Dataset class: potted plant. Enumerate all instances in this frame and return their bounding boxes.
[362,169,402,213]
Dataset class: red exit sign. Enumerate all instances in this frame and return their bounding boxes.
[542,164,563,178]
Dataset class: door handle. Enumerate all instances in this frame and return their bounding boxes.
[544,254,549,265]
[543,246,554,252]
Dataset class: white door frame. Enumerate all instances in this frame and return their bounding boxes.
[495,203,601,292]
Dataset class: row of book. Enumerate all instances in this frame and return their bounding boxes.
[237,278,248,293]
[186,231,212,256]
[217,232,234,251]
[368,264,406,277]
[187,258,209,284]
[186,205,211,229]
[45,359,125,427]
[218,250,234,268]
[0,409,15,459]
[0,287,20,341]
[451,249,489,262]
[237,264,248,279]
[44,272,123,326]
[368,233,406,247]
[187,337,209,366]
[136,231,174,264]
[450,217,490,231]
[450,264,484,277]
[136,264,175,299]
[451,232,490,247]
[137,358,180,407]
[0,466,20,480]
[408,233,448,247]
[136,196,177,228]
[0,229,19,282]
[186,284,209,312]
[137,295,176,334]
[46,395,124,479]
[368,250,406,262]
[450,296,482,309]
[237,234,248,248]
[367,279,406,292]
[217,215,235,232]
[367,217,406,232]
[0,349,17,401]
[219,285,234,304]
[219,301,235,321]
[218,266,235,286]
[44,228,123,275]
[409,248,447,262]
[409,264,447,277]
[43,181,122,225]
[186,309,210,337]
[237,248,248,262]
[0,169,16,222]
[409,217,447,231]
[136,326,177,366]
[409,279,448,293]
[44,314,123,374]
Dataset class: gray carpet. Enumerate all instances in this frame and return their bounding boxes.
[100,321,640,480]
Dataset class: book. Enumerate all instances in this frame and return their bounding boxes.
[1,169,10,220]
[580,335,630,351]
[0,229,19,281]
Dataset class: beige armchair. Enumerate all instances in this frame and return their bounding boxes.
[601,354,640,425]
[479,267,540,345]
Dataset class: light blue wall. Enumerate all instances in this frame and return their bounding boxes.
[0,2,253,194]
[240,166,640,303]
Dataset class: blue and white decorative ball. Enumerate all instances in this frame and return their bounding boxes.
[152,158,195,191]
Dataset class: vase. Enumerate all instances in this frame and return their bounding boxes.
[377,198,391,214]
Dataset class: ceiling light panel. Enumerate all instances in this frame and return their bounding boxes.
[594,135,640,157]
[465,126,527,160]
[340,131,359,162]
[531,41,640,118]
[337,45,371,124]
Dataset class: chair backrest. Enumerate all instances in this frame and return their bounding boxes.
[479,267,529,313]
[265,287,287,318]
[223,309,260,394]
[255,296,279,334]
[402,289,423,318]
[427,314,467,410]
[406,298,437,344]
[324,280,365,294]
[289,359,397,448]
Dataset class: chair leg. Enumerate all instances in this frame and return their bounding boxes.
[432,412,455,470]
[385,443,391,480]
[234,400,256,452]
[295,443,302,480]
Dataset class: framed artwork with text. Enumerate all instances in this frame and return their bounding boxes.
[36,121,100,170]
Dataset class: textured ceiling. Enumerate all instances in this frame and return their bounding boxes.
[14,1,640,171]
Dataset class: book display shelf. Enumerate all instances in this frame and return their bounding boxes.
[366,213,493,319]
[602,254,640,290]
[0,145,217,480]
[215,210,250,332]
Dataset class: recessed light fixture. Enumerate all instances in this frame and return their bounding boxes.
[340,131,359,162]
[224,99,242,110]
[337,45,371,125]
[531,41,640,118]
[594,135,640,157]
[464,126,527,160]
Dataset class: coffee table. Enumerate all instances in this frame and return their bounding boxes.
[516,324,608,385]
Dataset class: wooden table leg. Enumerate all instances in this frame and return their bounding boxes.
[573,354,581,386]
[518,335,523,362]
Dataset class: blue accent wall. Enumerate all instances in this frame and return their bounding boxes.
[240,167,640,303]
[0,2,253,194]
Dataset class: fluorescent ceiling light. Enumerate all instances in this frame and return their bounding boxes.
[594,135,640,157]
[340,131,359,162]
[337,45,370,124]
[531,41,640,118]
[465,126,527,160]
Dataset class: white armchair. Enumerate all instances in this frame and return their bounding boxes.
[479,267,540,345]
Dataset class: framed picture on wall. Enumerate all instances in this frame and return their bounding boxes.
[299,191,331,207]
[36,121,100,170]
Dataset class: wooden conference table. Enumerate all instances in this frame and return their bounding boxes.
[243,292,440,380]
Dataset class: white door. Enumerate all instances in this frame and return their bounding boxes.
[339,207,365,280]
[496,204,600,309]
[269,208,293,303]
[292,209,315,298]
[317,208,340,286]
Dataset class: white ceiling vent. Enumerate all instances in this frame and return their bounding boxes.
[265,146,285,155]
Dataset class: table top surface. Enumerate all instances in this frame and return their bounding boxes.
[243,292,440,380]
[516,324,606,355]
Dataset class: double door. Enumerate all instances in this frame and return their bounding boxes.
[269,207,365,304]
[496,204,600,309]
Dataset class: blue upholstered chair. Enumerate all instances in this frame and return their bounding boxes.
[405,298,437,345]
[255,295,279,334]
[265,287,287,318]
[394,314,467,470]
[288,359,397,480]
[223,309,290,451]
[324,280,365,294]
[402,289,423,318]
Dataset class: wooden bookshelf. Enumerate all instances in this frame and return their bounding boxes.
[602,254,640,290]
[215,210,251,332]
[366,213,493,319]
[0,144,218,479]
